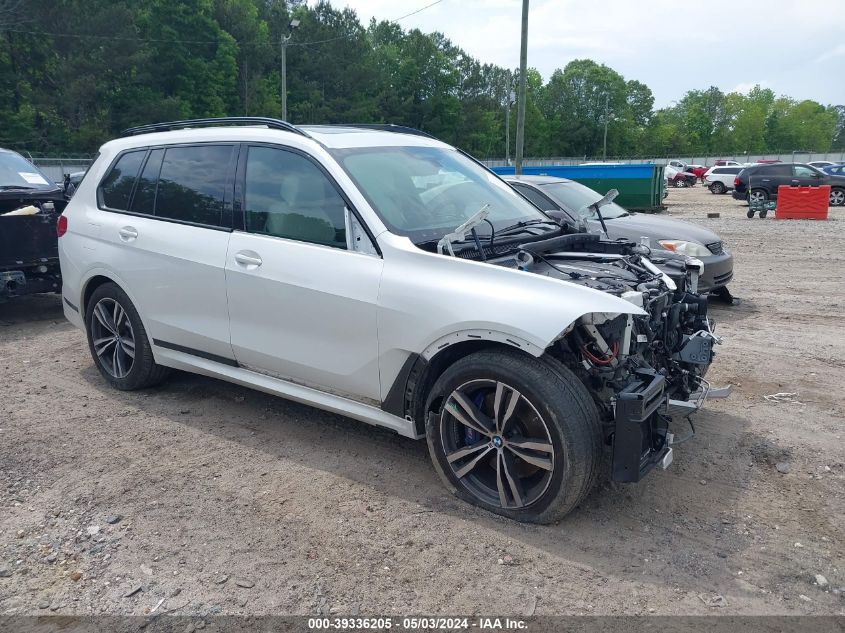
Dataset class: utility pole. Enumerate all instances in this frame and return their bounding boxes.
[514,0,529,176]
[505,88,515,165]
[280,18,300,121]
[602,93,610,161]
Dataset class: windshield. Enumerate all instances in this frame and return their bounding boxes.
[0,152,56,190]
[331,145,548,243]
[540,181,630,220]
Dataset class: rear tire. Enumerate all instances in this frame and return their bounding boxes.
[425,349,603,524]
[830,187,845,207]
[749,188,768,204]
[84,282,170,391]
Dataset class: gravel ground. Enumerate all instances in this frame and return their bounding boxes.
[1,185,843,617]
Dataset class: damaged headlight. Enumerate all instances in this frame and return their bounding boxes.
[658,240,711,257]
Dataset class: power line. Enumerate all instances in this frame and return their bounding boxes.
[5,28,220,46]
[289,0,445,48]
[3,0,445,49]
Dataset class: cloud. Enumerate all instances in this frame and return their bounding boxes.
[337,0,845,106]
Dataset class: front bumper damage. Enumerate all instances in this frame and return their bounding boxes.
[610,370,732,483]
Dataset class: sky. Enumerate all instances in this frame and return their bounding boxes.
[334,0,845,108]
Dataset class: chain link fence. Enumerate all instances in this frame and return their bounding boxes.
[483,151,845,168]
[30,157,94,184]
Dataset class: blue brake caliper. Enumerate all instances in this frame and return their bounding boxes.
[464,391,486,444]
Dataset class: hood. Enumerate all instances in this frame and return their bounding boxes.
[596,213,720,247]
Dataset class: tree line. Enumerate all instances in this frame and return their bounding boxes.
[1,0,843,158]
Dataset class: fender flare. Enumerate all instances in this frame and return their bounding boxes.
[420,328,546,361]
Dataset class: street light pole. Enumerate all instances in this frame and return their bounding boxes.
[514,0,529,176]
[280,18,300,121]
[505,90,515,165]
[602,93,610,161]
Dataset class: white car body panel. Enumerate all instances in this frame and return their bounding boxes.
[373,232,645,402]
[58,124,648,435]
[225,230,384,402]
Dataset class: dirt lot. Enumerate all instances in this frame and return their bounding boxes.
[1,185,843,617]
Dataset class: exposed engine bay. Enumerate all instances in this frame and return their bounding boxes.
[436,208,725,483]
[511,231,722,481]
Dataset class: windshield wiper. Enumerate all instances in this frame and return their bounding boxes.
[437,204,491,256]
[0,185,38,191]
[496,218,560,236]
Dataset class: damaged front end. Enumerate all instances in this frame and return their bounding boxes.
[519,232,727,483]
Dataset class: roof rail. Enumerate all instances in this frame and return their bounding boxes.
[121,117,308,137]
[340,123,436,139]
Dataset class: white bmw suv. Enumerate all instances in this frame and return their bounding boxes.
[59,118,721,523]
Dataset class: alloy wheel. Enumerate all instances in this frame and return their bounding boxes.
[831,189,845,206]
[90,298,136,379]
[750,190,766,203]
[439,379,555,509]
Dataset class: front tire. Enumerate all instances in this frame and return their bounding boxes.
[710,182,725,195]
[425,350,602,524]
[85,282,170,390]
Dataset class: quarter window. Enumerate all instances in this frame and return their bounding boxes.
[155,145,233,226]
[99,150,146,210]
[244,146,347,249]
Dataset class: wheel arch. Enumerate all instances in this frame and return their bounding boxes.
[382,333,549,438]
[78,270,153,338]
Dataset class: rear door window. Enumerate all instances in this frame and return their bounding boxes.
[761,165,792,177]
[155,145,234,227]
[129,149,164,215]
[99,150,146,210]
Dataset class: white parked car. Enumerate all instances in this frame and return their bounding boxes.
[703,165,744,194]
[58,118,722,523]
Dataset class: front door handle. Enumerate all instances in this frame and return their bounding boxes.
[118,226,138,241]
[234,251,263,267]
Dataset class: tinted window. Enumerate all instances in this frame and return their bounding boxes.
[244,146,347,249]
[793,165,821,177]
[713,167,741,175]
[759,165,791,177]
[100,150,146,210]
[129,149,164,215]
[155,145,233,226]
[513,183,557,211]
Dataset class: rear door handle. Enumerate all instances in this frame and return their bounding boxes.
[118,226,138,241]
[234,251,262,267]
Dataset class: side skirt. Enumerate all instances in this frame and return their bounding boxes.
[152,344,422,440]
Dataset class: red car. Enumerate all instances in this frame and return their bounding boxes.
[668,170,698,187]
[687,164,708,181]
